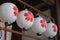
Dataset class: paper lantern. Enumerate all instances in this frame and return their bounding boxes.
[0,30,2,40]
[0,30,3,39]
[43,22,58,38]
[16,9,34,30]
[31,16,47,35]
[0,2,18,24]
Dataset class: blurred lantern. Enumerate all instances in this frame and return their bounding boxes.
[0,30,2,40]
[16,9,34,30]
[31,16,47,35]
[0,2,18,24]
[0,30,4,40]
[43,21,58,38]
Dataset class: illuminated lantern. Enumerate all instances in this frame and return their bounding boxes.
[0,2,18,24]
[16,9,34,30]
[31,16,47,35]
[43,22,58,38]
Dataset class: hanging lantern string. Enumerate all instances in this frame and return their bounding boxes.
[0,26,43,40]
[17,0,55,20]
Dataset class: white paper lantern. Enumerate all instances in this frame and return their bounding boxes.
[0,2,18,24]
[16,9,34,30]
[0,30,2,40]
[43,22,58,38]
[0,30,4,40]
[31,16,47,35]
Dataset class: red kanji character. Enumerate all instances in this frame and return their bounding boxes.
[13,6,18,17]
[24,11,34,22]
[52,24,57,32]
[40,19,47,28]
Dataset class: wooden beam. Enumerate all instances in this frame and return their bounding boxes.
[34,3,45,8]
[56,0,60,40]
[17,0,55,20]
[43,0,55,6]
[0,26,43,40]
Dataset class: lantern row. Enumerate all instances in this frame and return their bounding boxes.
[0,2,58,39]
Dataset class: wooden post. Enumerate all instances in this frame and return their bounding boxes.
[11,22,22,40]
[56,0,60,40]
